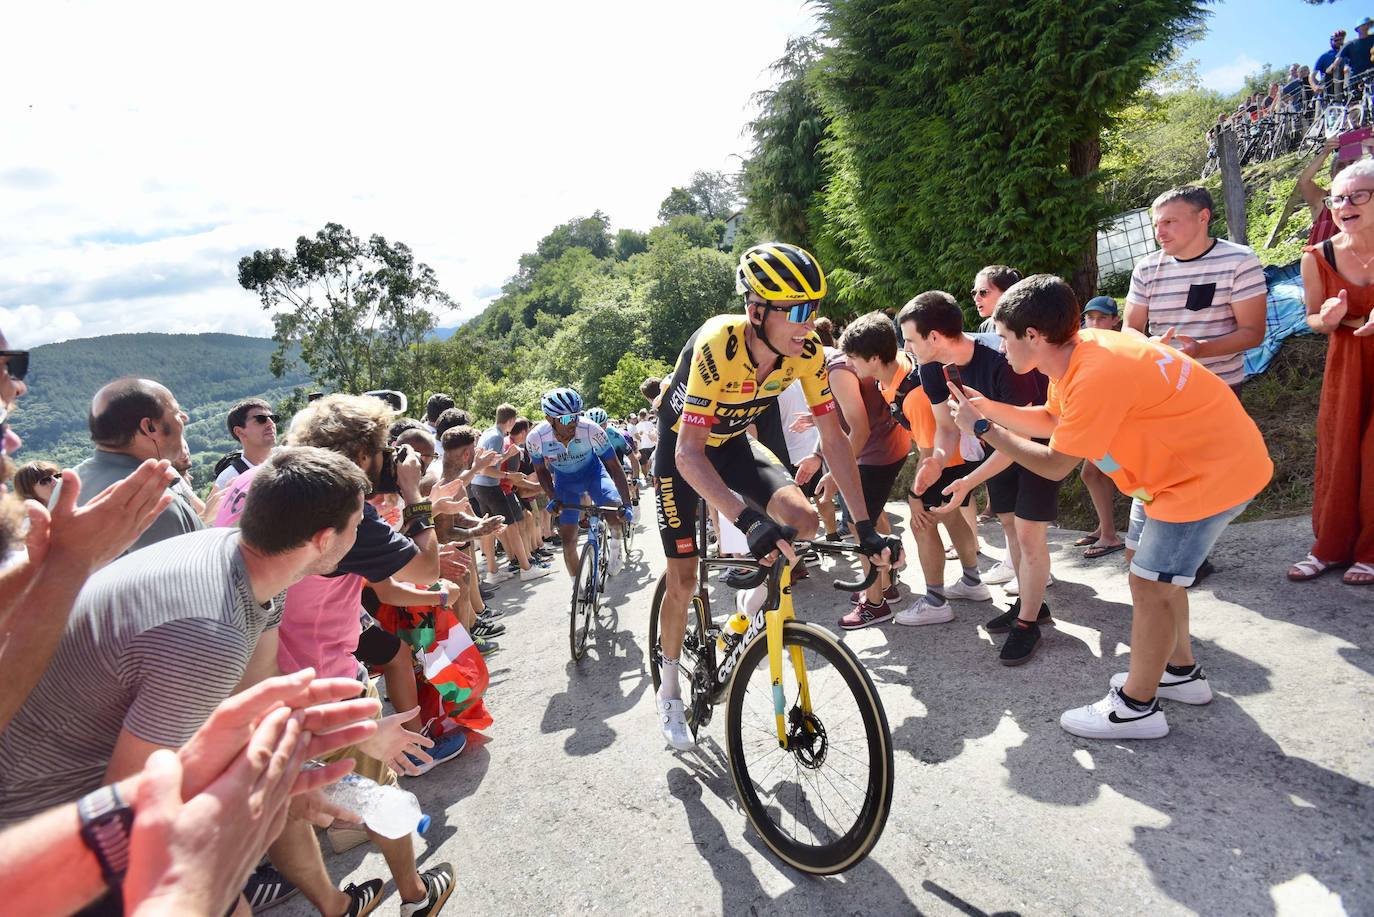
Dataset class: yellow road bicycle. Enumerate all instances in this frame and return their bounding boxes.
[648,512,894,875]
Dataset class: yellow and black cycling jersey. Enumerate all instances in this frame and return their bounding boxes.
[660,313,835,448]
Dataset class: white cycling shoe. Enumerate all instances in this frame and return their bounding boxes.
[607,538,625,575]
[658,697,695,751]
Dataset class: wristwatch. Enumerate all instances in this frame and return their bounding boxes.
[78,784,134,887]
[972,418,993,439]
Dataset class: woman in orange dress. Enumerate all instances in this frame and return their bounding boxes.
[1289,159,1374,586]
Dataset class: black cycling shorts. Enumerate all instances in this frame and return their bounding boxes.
[654,426,794,559]
[987,462,1062,523]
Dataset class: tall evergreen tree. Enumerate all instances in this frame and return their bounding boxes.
[813,0,1207,307]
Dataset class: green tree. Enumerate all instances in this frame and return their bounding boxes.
[648,214,725,251]
[686,170,739,220]
[615,227,649,260]
[812,0,1207,307]
[640,235,737,361]
[238,222,450,393]
[600,353,672,417]
[545,277,648,403]
[741,36,829,248]
[658,187,698,221]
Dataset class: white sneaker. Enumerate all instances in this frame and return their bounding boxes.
[1060,689,1169,740]
[982,561,1016,585]
[488,566,515,584]
[607,539,624,575]
[1004,572,1054,596]
[944,578,992,601]
[519,563,553,581]
[894,596,955,626]
[658,697,695,750]
[1110,667,1213,705]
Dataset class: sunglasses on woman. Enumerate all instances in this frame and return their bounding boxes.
[38,471,63,487]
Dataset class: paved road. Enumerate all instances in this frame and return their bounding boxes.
[280,509,1372,917]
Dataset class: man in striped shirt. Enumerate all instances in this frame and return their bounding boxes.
[1125,186,1267,393]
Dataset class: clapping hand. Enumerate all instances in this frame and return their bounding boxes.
[788,412,815,434]
[430,476,468,515]
[358,707,433,777]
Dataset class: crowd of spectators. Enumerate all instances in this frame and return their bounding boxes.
[0,339,601,915]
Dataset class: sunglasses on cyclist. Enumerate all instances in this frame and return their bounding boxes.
[0,350,29,382]
[761,301,820,323]
[1325,189,1374,208]
[552,413,580,425]
[38,471,63,487]
[249,413,280,425]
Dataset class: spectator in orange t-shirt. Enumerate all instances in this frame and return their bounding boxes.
[946,275,1272,742]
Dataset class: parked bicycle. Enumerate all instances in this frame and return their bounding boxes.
[646,509,895,875]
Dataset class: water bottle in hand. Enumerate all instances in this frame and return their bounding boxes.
[319,773,428,839]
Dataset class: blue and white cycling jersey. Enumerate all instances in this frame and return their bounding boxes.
[527,418,613,477]
[605,426,630,457]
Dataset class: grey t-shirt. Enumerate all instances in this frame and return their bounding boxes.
[470,426,505,487]
[57,450,204,556]
[0,528,281,824]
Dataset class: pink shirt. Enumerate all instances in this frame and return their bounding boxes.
[278,573,367,679]
[214,465,365,680]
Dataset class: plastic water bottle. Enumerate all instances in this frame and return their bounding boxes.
[318,773,429,839]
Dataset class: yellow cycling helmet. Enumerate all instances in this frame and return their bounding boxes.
[736,242,827,302]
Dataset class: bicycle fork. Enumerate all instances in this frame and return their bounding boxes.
[765,564,815,750]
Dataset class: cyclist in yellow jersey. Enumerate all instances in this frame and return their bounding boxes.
[652,242,902,750]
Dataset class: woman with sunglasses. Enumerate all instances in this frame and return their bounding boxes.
[1290,158,1374,587]
[13,462,61,505]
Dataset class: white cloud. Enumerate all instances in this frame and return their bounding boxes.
[1200,53,1263,94]
[0,0,820,347]
[0,305,83,345]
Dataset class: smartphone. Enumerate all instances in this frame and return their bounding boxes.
[942,363,966,395]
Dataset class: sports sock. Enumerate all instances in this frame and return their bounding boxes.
[961,566,981,585]
[658,656,682,701]
[925,585,947,607]
[1117,687,1154,710]
[1165,662,1197,677]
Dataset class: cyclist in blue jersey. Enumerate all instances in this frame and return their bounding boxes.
[530,389,634,577]
[588,407,640,507]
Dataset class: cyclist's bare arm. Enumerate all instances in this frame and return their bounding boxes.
[813,409,871,525]
[601,453,633,507]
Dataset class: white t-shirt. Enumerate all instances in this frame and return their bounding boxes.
[635,420,658,447]
[214,454,259,489]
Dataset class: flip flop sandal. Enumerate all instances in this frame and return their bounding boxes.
[1084,543,1125,559]
[944,545,959,559]
[1343,562,1374,586]
[1288,554,1334,581]
[1073,535,1100,547]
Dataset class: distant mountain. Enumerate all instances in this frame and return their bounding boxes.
[426,324,465,341]
[13,332,311,487]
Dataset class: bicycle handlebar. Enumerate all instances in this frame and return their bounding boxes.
[547,501,625,517]
[721,539,886,607]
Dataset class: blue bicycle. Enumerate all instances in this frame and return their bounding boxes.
[558,503,624,661]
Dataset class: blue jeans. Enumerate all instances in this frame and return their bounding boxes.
[1126,498,1249,587]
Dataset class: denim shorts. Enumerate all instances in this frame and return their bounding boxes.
[1126,498,1249,586]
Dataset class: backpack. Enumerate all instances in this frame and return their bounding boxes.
[213,451,250,479]
[887,366,924,431]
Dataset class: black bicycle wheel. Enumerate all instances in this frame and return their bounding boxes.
[647,573,711,738]
[725,621,894,875]
[569,541,596,661]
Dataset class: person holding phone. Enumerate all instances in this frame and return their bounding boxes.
[901,291,1062,666]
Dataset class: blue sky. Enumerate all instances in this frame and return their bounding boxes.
[1189,0,1368,92]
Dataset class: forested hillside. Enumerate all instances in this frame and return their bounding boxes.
[18,333,309,487]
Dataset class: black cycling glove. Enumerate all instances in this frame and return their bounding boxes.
[735,507,797,561]
[855,519,903,566]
